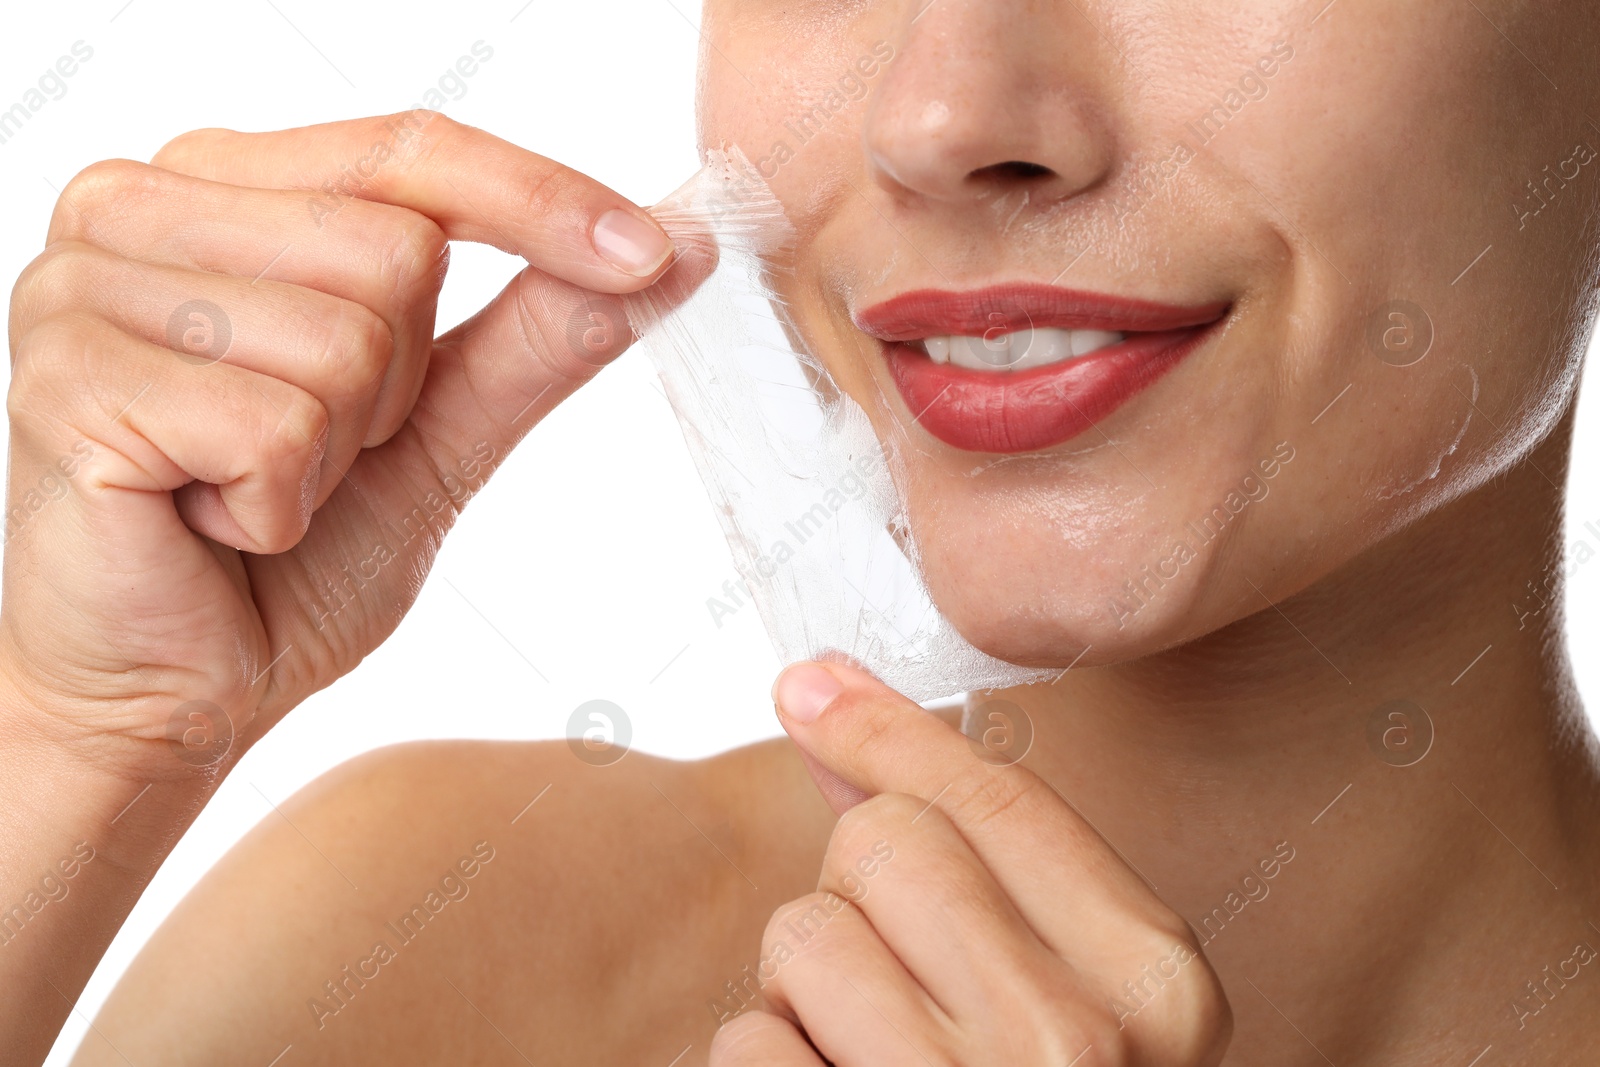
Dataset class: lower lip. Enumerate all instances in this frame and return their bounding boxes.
[884,325,1216,454]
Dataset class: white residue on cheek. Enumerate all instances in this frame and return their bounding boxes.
[864,247,906,290]
[1377,364,1478,501]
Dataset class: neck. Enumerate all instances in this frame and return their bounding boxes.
[987,416,1600,1064]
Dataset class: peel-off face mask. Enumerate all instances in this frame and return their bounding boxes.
[624,151,1053,702]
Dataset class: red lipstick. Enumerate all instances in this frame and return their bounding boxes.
[855,284,1229,454]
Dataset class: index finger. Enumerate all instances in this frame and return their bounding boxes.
[773,661,1185,966]
[150,111,676,293]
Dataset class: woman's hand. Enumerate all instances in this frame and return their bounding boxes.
[3,112,674,776]
[711,662,1232,1066]
[0,112,678,1064]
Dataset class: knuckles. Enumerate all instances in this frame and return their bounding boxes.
[761,890,844,952]
[10,241,107,348]
[12,309,103,382]
[801,790,1228,1067]
[824,791,917,878]
[1091,930,1232,1067]
[61,157,160,204]
[374,214,449,312]
[749,857,1229,1067]
[8,311,100,426]
[257,387,330,471]
[149,127,232,173]
[50,159,166,244]
[951,974,1140,1067]
[758,889,868,979]
[1142,948,1233,1066]
[1034,1011,1134,1067]
[379,109,452,172]
[298,299,395,401]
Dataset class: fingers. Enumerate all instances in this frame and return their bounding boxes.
[710,1012,824,1066]
[9,193,696,615]
[149,113,677,292]
[387,219,713,486]
[771,661,1179,970]
[811,793,1224,1064]
[757,892,950,1067]
[772,663,1234,1065]
[757,871,1146,1067]
[396,264,633,479]
[44,161,444,447]
[12,243,391,510]
[815,792,1059,1016]
[9,312,327,554]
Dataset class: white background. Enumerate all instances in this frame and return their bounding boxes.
[1,3,1597,1063]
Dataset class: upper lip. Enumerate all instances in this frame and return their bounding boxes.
[852,283,1231,341]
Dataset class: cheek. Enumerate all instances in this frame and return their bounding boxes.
[697,6,890,200]
[1205,9,1594,539]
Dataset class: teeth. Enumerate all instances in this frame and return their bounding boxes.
[917,328,1124,371]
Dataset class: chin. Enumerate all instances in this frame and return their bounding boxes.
[912,513,1221,671]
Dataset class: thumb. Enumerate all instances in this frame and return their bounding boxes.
[772,660,969,816]
[398,218,718,490]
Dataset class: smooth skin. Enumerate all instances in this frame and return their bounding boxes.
[8,0,1600,1064]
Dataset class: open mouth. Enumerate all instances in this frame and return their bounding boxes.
[855,284,1230,454]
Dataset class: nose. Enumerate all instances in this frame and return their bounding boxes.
[862,1,1114,206]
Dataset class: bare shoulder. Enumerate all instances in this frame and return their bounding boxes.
[72,734,836,1066]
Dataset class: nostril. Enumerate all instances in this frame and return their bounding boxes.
[971,160,1056,182]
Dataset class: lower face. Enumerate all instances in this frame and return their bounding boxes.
[697,0,1599,668]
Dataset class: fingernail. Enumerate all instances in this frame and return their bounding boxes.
[592,209,674,277]
[773,663,844,724]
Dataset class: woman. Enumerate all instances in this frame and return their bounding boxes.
[4,1,1599,1063]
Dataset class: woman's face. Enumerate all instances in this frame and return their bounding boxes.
[696,0,1600,667]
